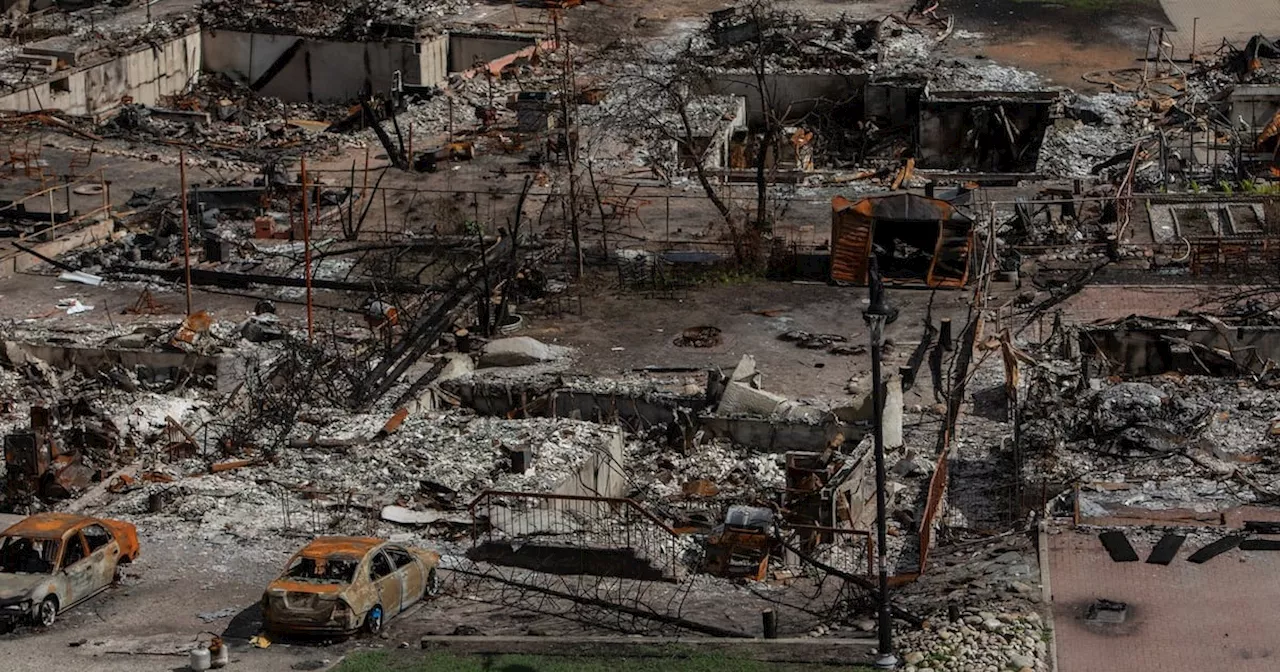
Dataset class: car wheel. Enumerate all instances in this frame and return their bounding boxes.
[364,604,383,634]
[425,569,442,598]
[35,597,57,628]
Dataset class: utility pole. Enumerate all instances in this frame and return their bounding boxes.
[179,149,192,316]
[863,255,897,670]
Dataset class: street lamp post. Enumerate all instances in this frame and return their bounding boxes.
[863,256,897,669]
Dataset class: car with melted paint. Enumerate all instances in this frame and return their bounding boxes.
[262,536,441,635]
[0,513,139,630]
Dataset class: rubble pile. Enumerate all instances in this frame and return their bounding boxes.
[894,537,1049,672]
[197,0,469,40]
[631,439,784,501]
[1022,374,1280,489]
[695,11,886,71]
[104,413,623,530]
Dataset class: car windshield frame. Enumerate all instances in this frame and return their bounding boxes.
[282,554,361,585]
[0,535,63,575]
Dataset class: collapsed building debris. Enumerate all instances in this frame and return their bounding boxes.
[9,0,1280,667]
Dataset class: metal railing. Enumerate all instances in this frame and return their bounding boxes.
[468,489,683,579]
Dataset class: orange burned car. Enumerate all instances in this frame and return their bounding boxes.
[0,513,139,630]
[262,536,441,636]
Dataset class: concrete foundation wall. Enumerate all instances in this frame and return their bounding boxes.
[699,416,866,451]
[0,31,201,117]
[448,32,537,72]
[550,429,627,501]
[700,71,867,126]
[0,218,114,279]
[1231,85,1280,143]
[1082,325,1280,376]
[200,30,448,102]
[4,341,242,393]
[419,34,449,88]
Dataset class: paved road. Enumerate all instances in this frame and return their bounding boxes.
[1159,0,1280,53]
[0,527,405,672]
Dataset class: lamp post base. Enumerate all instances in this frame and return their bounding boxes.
[875,652,899,669]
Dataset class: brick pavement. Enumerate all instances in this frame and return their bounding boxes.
[1050,530,1280,672]
[1055,284,1227,325]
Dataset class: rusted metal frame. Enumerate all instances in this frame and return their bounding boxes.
[0,204,112,266]
[925,218,945,286]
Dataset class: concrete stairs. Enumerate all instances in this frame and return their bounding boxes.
[13,52,58,75]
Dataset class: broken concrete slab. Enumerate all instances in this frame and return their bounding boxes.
[380,505,472,526]
[479,337,570,368]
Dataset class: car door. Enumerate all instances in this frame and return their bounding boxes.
[81,524,118,592]
[367,550,401,617]
[60,532,94,607]
[384,546,421,609]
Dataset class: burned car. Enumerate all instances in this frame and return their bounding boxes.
[0,513,139,629]
[262,536,441,635]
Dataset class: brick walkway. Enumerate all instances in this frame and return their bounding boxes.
[1050,530,1280,672]
[1055,284,1226,325]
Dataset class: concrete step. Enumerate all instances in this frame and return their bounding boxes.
[13,54,57,73]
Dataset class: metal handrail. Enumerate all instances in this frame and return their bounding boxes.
[468,489,679,537]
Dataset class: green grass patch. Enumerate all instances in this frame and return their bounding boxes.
[332,649,876,672]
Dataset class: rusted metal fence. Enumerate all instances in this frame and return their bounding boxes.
[0,171,113,273]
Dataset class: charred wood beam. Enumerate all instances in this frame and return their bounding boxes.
[355,237,512,409]
[390,357,451,410]
[12,241,81,273]
[251,39,305,92]
[362,99,409,170]
[902,315,938,392]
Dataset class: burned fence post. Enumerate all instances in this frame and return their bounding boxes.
[762,609,778,639]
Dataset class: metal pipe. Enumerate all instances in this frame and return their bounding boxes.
[864,256,896,669]
[179,149,192,315]
[300,157,314,343]
[870,320,894,666]
[1191,17,1198,62]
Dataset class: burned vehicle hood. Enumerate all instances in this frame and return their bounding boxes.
[0,573,46,601]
